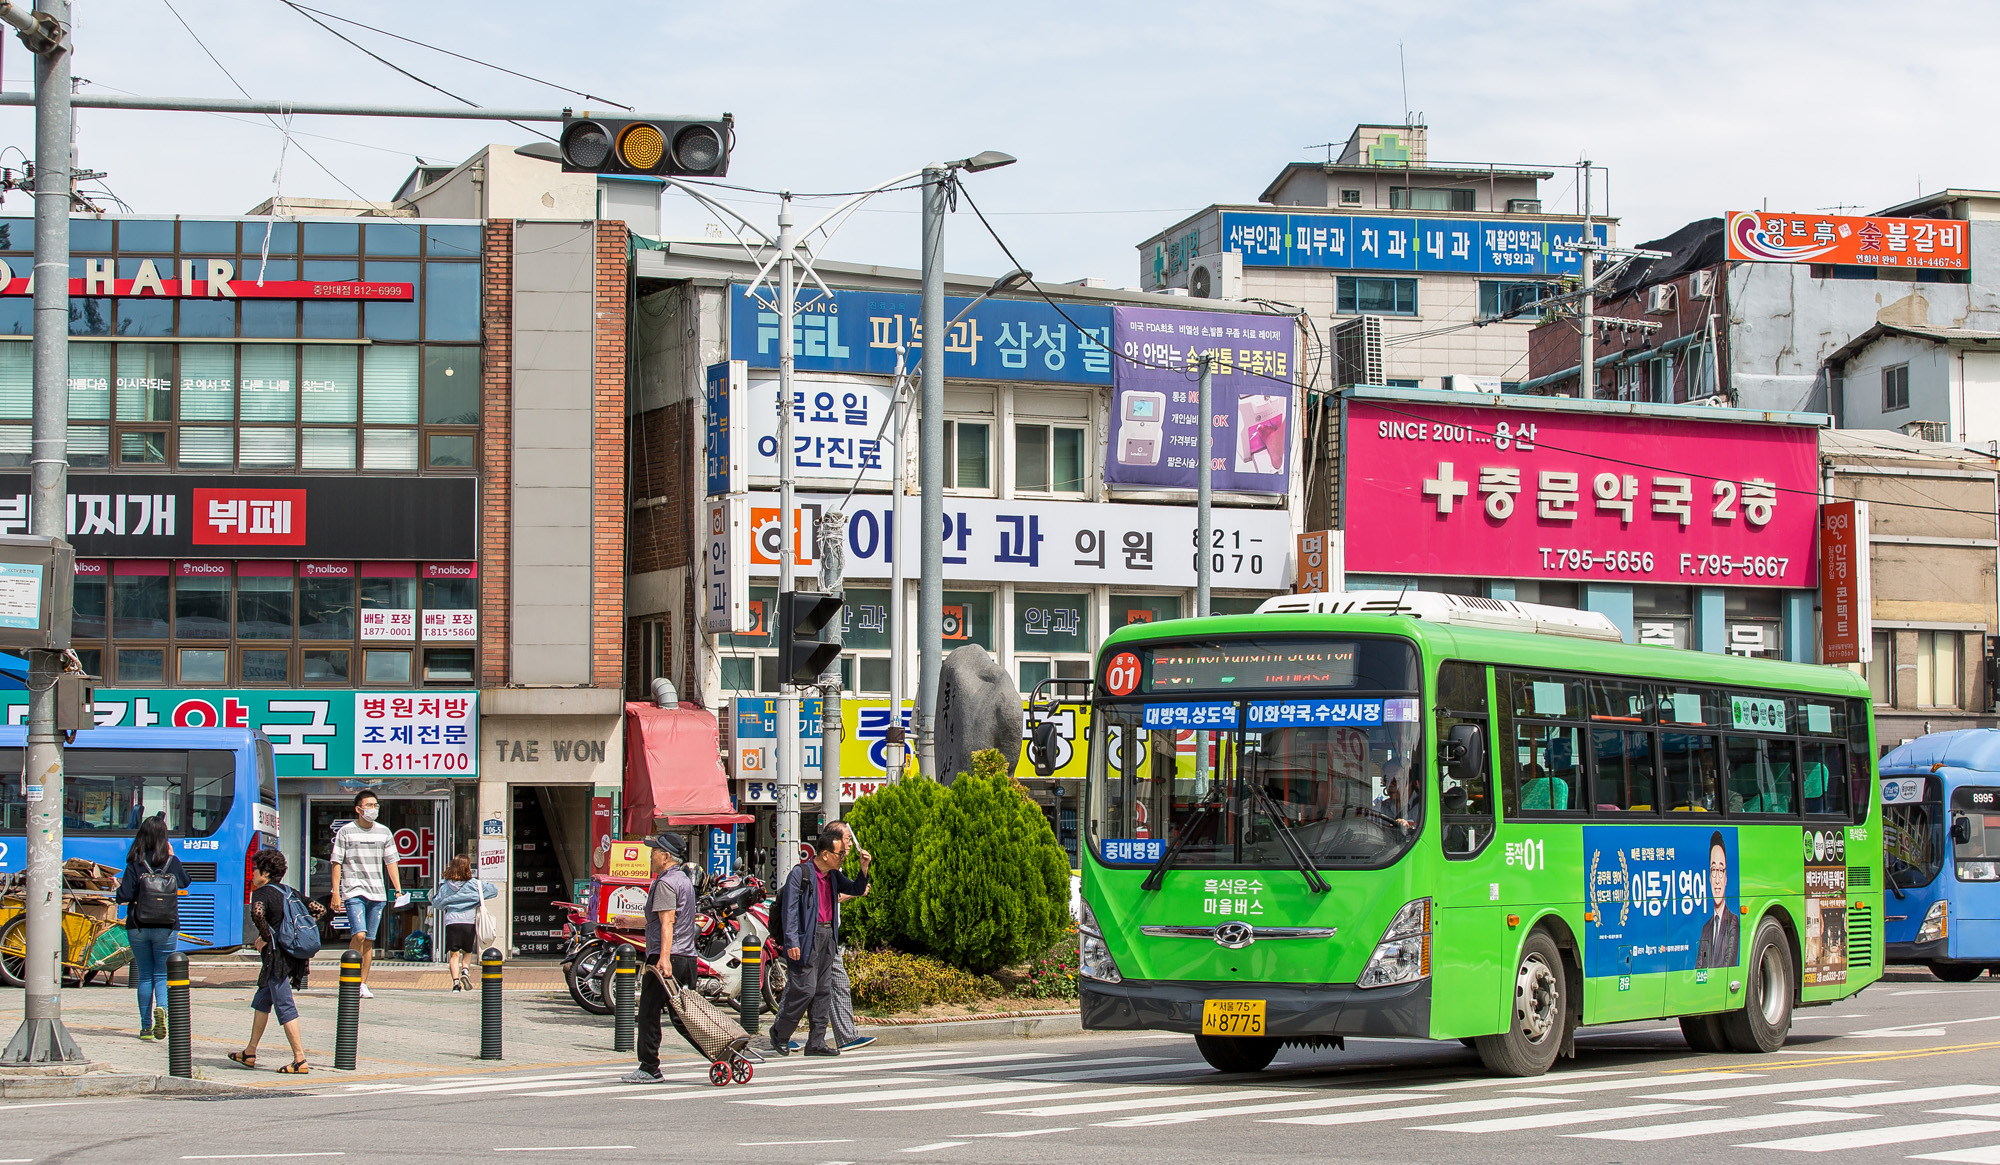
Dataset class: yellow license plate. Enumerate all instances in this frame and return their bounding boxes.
[1200,998,1265,1036]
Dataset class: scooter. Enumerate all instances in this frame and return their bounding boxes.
[688,873,786,1010]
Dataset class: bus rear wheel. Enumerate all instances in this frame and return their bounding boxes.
[1194,1034,1280,1074]
[1932,963,1985,983]
[1721,918,1794,1054]
[1475,930,1568,1077]
[1679,1013,1731,1052]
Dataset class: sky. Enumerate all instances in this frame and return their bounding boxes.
[0,0,1990,287]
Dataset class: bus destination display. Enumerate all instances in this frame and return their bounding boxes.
[1144,644,1359,692]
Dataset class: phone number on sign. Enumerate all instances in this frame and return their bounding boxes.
[1536,548,1793,578]
[1681,553,1791,578]
[357,752,472,773]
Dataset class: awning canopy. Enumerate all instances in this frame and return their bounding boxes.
[623,702,751,835]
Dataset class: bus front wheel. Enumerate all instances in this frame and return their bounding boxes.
[1194,1034,1280,1074]
[1932,963,1985,983]
[1720,918,1794,1054]
[1475,930,1568,1077]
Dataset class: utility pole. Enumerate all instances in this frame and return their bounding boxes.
[1,0,79,1068]
[1196,355,1213,618]
[914,165,946,782]
[772,194,803,888]
[1578,158,1594,400]
[886,347,909,782]
[817,511,844,818]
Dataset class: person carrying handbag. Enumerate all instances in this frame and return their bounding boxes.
[116,815,189,1042]
[433,855,497,991]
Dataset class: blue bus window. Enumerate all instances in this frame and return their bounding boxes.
[187,751,235,837]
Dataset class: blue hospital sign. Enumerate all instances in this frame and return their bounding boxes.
[1218,211,1610,276]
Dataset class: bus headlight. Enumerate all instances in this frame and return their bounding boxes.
[1077,900,1121,984]
[1918,900,1949,944]
[1357,898,1431,989]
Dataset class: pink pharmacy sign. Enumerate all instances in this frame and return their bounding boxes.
[1341,399,1820,588]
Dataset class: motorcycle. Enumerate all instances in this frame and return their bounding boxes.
[557,869,786,1016]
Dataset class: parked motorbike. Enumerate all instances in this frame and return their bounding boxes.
[557,872,787,1016]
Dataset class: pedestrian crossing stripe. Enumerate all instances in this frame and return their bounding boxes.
[1738,1119,2000,1153]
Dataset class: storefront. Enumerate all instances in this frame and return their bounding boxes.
[480,702,623,957]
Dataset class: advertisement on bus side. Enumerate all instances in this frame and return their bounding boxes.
[1803,825,1849,986]
[1585,826,1740,977]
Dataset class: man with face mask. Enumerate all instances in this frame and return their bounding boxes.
[330,789,401,997]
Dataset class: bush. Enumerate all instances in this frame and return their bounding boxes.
[1016,930,1080,1000]
[841,774,945,952]
[909,749,1072,975]
[844,948,1001,1013]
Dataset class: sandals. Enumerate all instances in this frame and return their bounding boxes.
[276,1060,310,1075]
[227,1050,256,1069]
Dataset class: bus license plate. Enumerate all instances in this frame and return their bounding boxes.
[1201,999,1265,1036]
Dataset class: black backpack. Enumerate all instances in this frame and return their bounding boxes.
[128,856,178,929]
[271,886,323,960]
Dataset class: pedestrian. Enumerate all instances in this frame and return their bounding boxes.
[329,789,401,998]
[621,832,698,1084]
[774,822,876,1054]
[432,854,496,992]
[116,814,188,1042]
[228,848,321,1075]
[768,823,871,1058]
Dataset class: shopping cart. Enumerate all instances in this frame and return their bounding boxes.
[656,964,766,1086]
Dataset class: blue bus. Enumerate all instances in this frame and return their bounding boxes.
[0,726,280,961]
[1880,730,2000,981]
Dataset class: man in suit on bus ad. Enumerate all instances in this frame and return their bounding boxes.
[1696,830,1741,969]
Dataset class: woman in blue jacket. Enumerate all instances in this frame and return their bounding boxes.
[433,855,497,991]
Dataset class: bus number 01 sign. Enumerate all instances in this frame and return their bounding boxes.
[1105,652,1141,697]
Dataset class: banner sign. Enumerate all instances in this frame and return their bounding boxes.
[0,688,478,777]
[1819,500,1871,666]
[746,375,893,485]
[1105,306,1296,495]
[704,360,747,497]
[1341,398,1820,587]
[1295,530,1341,593]
[0,474,476,559]
[703,494,751,634]
[742,491,1292,589]
[1219,211,1610,276]
[1584,825,1740,977]
[0,257,413,300]
[1726,210,1969,271]
[729,284,1112,385]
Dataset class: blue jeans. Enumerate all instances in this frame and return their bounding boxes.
[252,976,298,1025]
[344,896,385,942]
[126,926,174,1028]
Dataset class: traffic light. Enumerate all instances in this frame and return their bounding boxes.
[778,590,842,687]
[558,114,733,177]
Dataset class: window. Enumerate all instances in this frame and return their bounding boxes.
[1885,781,1942,889]
[1860,629,1892,704]
[1111,593,1181,629]
[1437,660,1493,856]
[1014,424,1086,493]
[1336,276,1417,316]
[1883,363,1910,412]
[1917,629,1961,707]
[1478,281,1555,320]
[1725,589,1784,659]
[942,590,995,650]
[1633,585,1693,649]
[1014,592,1091,694]
[1390,187,1475,212]
[1339,188,1362,206]
[944,420,990,489]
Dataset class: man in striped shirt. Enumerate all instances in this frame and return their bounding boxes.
[330,789,401,998]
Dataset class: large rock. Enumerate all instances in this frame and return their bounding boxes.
[935,645,1022,784]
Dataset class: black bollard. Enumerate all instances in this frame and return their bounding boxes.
[612,944,637,1053]
[334,949,361,1071]
[738,936,761,1034]
[480,947,503,1060]
[166,951,192,1078]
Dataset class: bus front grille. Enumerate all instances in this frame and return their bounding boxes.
[178,895,216,946]
[182,862,219,882]
[1847,903,1875,967]
[1846,867,1871,890]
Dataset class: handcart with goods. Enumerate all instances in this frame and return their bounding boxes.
[656,963,765,1086]
[0,859,133,988]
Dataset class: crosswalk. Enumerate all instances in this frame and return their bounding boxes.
[333,1045,2000,1159]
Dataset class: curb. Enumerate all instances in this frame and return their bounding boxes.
[0,1072,251,1099]
[853,1012,1083,1047]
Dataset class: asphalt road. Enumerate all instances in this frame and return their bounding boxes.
[9,971,2000,1165]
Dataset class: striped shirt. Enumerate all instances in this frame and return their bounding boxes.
[331,821,395,901]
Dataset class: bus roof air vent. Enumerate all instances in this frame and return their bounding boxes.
[1254,590,1624,642]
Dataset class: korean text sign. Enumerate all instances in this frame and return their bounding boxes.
[1584,826,1740,977]
[728,284,1112,385]
[1218,211,1610,276]
[745,376,890,484]
[1727,210,1969,271]
[1341,399,1819,587]
[1818,500,1872,665]
[1106,306,1297,494]
[704,360,747,497]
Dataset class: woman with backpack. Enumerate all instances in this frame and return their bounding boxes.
[432,855,496,991]
[228,848,321,1074]
[115,815,188,1042]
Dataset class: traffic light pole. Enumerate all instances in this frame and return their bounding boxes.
[774,194,800,889]
[1,0,80,1069]
[914,166,947,783]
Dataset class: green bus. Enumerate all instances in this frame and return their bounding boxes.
[1041,593,1880,1077]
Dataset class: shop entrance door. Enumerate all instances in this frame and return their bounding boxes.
[306,795,450,960]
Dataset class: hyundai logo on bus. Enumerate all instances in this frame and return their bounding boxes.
[1215,922,1256,949]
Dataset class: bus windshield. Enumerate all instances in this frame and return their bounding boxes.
[1089,637,1425,870]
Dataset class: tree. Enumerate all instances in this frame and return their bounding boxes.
[909,749,1071,975]
[840,772,945,952]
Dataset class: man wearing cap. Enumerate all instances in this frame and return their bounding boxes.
[621,832,698,1084]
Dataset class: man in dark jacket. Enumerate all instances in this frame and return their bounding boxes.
[768,823,871,1057]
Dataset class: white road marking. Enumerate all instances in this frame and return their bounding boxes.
[1265,1096,1570,1126]
[1738,1119,2000,1152]
[1011,1063,1211,1082]
[1570,1111,1871,1141]
[491,1149,634,1154]
[867,1086,1177,1112]
[950,1129,1075,1138]
[734,1142,853,1148]
[897,1143,966,1154]
[1638,1077,1897,1101]
[923,1056,1172,1076]
[1414,1103,1714,1133]
[1399,1070,1636,1091]
[807,1052,1062,1074]
[1915,1147,2000,1164]
[1509,1072,1757,1094]
[181,1156,348,1161]
[995,1088,1301,1117]
[1852,1014,2000,1038]
[1093,1092,1434,1127]
[1783,1085,2000,1109]
[738,1081,1077,1107]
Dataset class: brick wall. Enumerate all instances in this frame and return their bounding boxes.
[627,402,694,576]
[593,220,630,690]
[479,219,513,687]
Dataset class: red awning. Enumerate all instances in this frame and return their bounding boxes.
[623,702,752,835]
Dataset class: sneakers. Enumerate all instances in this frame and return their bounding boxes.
[839,1035,876,1051]
[802,1045,840,1058]
[153,1007,167,1040]
[618,1068,665,1084]
[358,984,374,999]
[768,1039,794,1057]
[451,981,463,992]
[137,1027,155,1041]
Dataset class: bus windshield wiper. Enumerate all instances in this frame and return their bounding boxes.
[1248,780,1330,894]
[1141,803,1212,892]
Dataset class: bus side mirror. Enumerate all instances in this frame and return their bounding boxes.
[1029,720,1061,777]
[1442,724,1486,784]
[1954,814,1974,845]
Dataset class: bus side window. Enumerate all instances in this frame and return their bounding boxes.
[1437,660,1491,857]
[1513,723,1584,816]
[1885,798,1942,888]
[187,751,237,838]
[1802,741,1848,818]
[1665,733,1722,812]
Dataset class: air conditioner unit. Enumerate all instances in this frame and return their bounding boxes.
[1330,315,1384,388]
[1443,375,1503,394]
[1508,198,1542,214]
[1645,285,1677,316]
[1187,251,1243,300]
[1688,270,1716,300]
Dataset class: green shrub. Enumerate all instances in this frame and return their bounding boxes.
[841,774,945,952]
[1016,930,1080,1000]
[909,749,1072,975]
[845,948,1002,1012]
